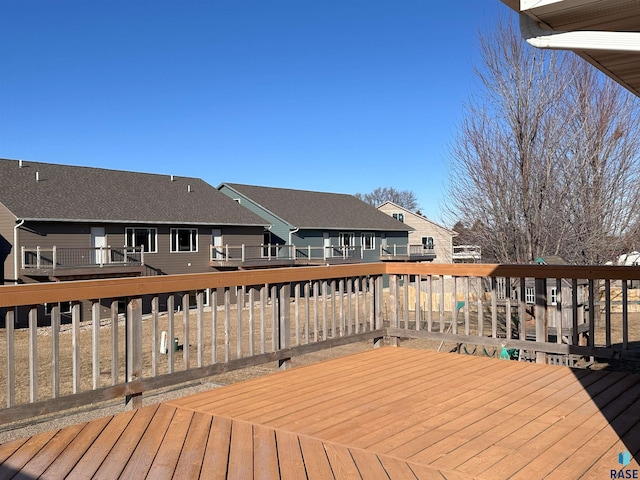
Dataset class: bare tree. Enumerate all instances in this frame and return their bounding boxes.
[446,16,640,265]
[355,187,419,211]
[557,56,640,264]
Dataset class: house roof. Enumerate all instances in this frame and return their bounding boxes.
[220,183,411,231]
[377,201,458,235]
[0,159,267,226]
[501,0,640,97]
[535,255,568,265]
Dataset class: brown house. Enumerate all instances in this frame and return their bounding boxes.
[0,158,268,323]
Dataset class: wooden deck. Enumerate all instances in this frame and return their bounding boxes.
[1,347,639,479]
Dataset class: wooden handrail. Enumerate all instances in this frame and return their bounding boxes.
[3,262,640,308]
[0,263,387,308]
[385,262,640,281]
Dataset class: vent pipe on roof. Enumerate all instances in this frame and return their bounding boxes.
[171,175,175,181]
[188,184,192,193]
[19,159,23,168]
[35,171,40,182]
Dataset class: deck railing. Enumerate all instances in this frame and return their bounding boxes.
[452,245,482,262]
[380,244,435,257]
[210,244,369,262]
[210,244,296,262]
[21,246,144,271]
[293,245,362,260]
[1,262,639,424]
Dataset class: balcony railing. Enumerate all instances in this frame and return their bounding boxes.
[210,244,296,263]
[380,244,436,259]
[452,245,482,262]
[1,263,639,425]
[21,246,144,272]
[211,244,379,263]
[293,245,362,260]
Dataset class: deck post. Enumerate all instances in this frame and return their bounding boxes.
[6,309,15,408]
[372,275,384,348]
[126,296,143,408]
[535,278,547,364]
[387,274,399,346]
[278,283,292,370]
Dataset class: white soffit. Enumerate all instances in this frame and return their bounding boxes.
[500,0,640,97]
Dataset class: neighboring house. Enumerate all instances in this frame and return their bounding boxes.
[0,159,268,323]
[218,183,426,263]
[377,202,457,263]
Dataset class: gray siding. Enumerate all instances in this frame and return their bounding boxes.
[220,226,264,247]
[17,222,264,276]
[19,222,94,250]
[0,203,16,284]
[293,229,409,263]
[219,185,290,243]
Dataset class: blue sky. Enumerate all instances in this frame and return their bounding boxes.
[1,1,508,224]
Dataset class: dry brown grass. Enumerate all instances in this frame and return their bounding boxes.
[2,294,640,408]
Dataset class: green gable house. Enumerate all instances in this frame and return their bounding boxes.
[218,183,433,264]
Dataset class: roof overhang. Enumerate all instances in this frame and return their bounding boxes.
[501,0,640,97]
[16,218,269,228]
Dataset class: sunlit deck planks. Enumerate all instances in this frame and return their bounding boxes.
[1,347,640,478]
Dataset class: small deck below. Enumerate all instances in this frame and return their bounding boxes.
[1,347,639,478]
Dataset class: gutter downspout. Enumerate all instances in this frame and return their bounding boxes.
[288,227,299,259]
[13,219,25,285]
[519,13,640,53]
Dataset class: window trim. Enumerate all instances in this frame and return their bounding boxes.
[44,301,72,316]
[339,232,355,247]
[125,227,158,253]
[550,287,558,306]
[421,236,435,250]
[361,232,375,250]
[171,228,198,253]
[525,287,535,305]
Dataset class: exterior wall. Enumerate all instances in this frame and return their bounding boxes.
[218,186,289,243]
[377,204,455,263]
[220,226,264,248]
[10,222,263,325]
[19,222,95,250]
[18,222,264,276]
[0,203,17,285]
[293,229,409,263]
[219,185,410,263]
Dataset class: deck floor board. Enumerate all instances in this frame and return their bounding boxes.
[2,346,639,479]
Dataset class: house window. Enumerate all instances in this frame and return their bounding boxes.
[171,228,198,252]
[125,227,157,253]
[339,232,355,247]
[392,213,404,223]
[361,233,375,250]
[421,237,435,250]
[550,287,558,305]
[44,302,71,316]
[525,287,535,305]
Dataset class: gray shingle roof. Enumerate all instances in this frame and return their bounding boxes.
[222,183,411,231]
[0,159,267,226]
